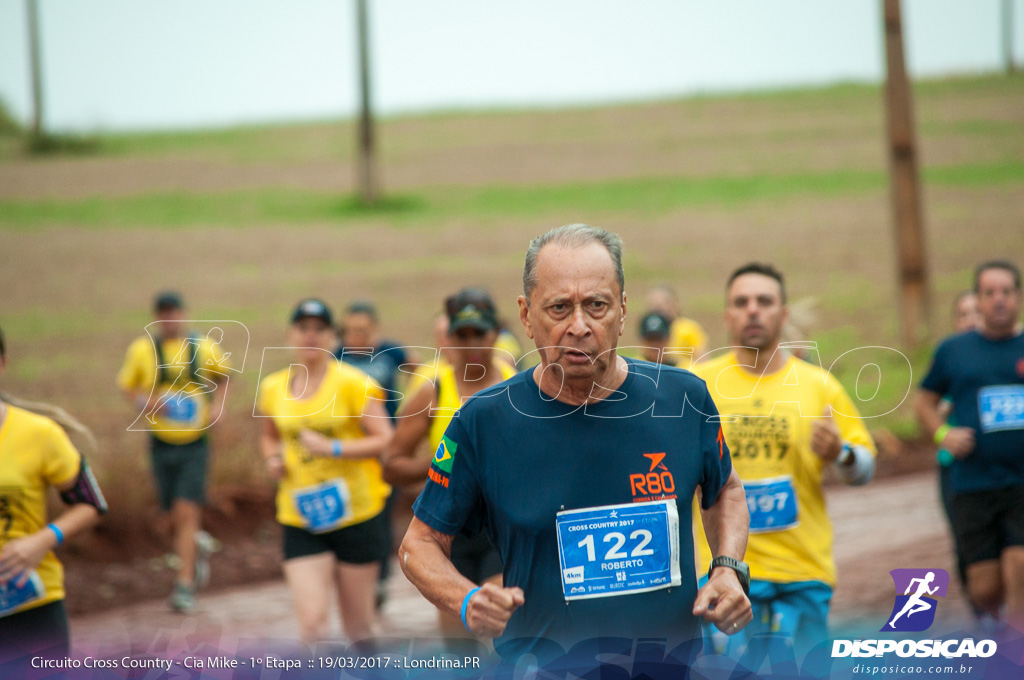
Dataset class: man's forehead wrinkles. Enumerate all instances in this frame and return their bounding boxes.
[541,290,613,305]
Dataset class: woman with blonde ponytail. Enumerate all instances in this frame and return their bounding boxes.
[0,327,108,659]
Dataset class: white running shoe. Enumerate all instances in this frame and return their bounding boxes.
[193,530,220,590]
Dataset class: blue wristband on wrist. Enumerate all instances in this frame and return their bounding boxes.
[47,523,64,546]
[332,440,343,458]
[461,587,481,632]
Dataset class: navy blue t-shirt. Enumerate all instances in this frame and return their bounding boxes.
[336,341,408,420]
[921,330,1024,493]
[413,358,732,652]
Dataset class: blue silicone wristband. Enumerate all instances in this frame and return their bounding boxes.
[332,440,343,458]
[47,523,64,546]
[461,587,481,632]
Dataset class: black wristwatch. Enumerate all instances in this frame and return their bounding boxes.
[709,556,750,596]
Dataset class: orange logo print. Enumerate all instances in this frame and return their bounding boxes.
[630,453,676,502]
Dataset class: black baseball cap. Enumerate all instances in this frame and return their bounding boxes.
[154,291,184,312]
[639,311,672,339]
[446,288,499,333]
[290,298,334,326]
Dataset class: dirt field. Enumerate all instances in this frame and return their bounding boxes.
[0,74,1021,630]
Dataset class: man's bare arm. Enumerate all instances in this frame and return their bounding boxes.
[916,388,975,458]
[700,468,748,562]
[694,468,752,633]
[382,383,434,486]
[400,517,523,638]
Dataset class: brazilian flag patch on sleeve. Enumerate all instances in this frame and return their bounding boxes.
[433,435,457,474]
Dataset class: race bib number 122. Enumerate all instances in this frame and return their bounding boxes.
[555,499,681,601]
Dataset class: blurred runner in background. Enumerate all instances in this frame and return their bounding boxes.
[258,299,393,644]
[918,260,1024,634]
[693,263,876,661]
[117,292,228,613]
[646,284,707,368]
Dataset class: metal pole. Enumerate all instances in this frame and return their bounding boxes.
[1004,0,1016,74]
[26,0,45,138]
[355,0,378,203]
[882,0,930,347]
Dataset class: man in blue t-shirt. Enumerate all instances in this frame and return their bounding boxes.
[400,225,752,661]
[917,259,1024,633]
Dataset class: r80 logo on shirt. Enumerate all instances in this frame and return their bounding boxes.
[629,453,676,502]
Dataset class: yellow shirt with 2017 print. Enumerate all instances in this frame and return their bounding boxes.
[692,352,876,587]
[257,361,390,531]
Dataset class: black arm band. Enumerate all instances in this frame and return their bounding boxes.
[60,456,109,515]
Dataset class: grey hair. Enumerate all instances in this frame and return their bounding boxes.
[522,224,625,302]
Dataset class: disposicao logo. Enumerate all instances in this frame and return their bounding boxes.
[832,568,997,659]
[882,568,948,632]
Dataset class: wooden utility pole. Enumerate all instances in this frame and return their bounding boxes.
[26,0,45,138]
[1004,0,1016,74]
[355,0,378,203]
[883,0,930,347]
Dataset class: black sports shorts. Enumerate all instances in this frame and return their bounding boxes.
[150,435,209,510]
[0,600,69,660]
[282,510,389,565]
[952,485,1024,567]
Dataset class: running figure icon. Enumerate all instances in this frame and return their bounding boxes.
[889,572,940,628]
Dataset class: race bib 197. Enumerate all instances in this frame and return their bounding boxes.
[978,385,1024,433]
[0,571,45,618]
[744,476,799,533]
[293,479,352,533]
[555,499,681,601]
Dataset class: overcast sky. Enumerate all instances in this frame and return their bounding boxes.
[0,0,1018,132]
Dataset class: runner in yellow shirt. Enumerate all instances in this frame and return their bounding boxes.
[256,299,393,644]
[693,263,875,660]
[382,288,516,638]
[117,292,230,612]
[0,327,107,659]
[645,284,708,368]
